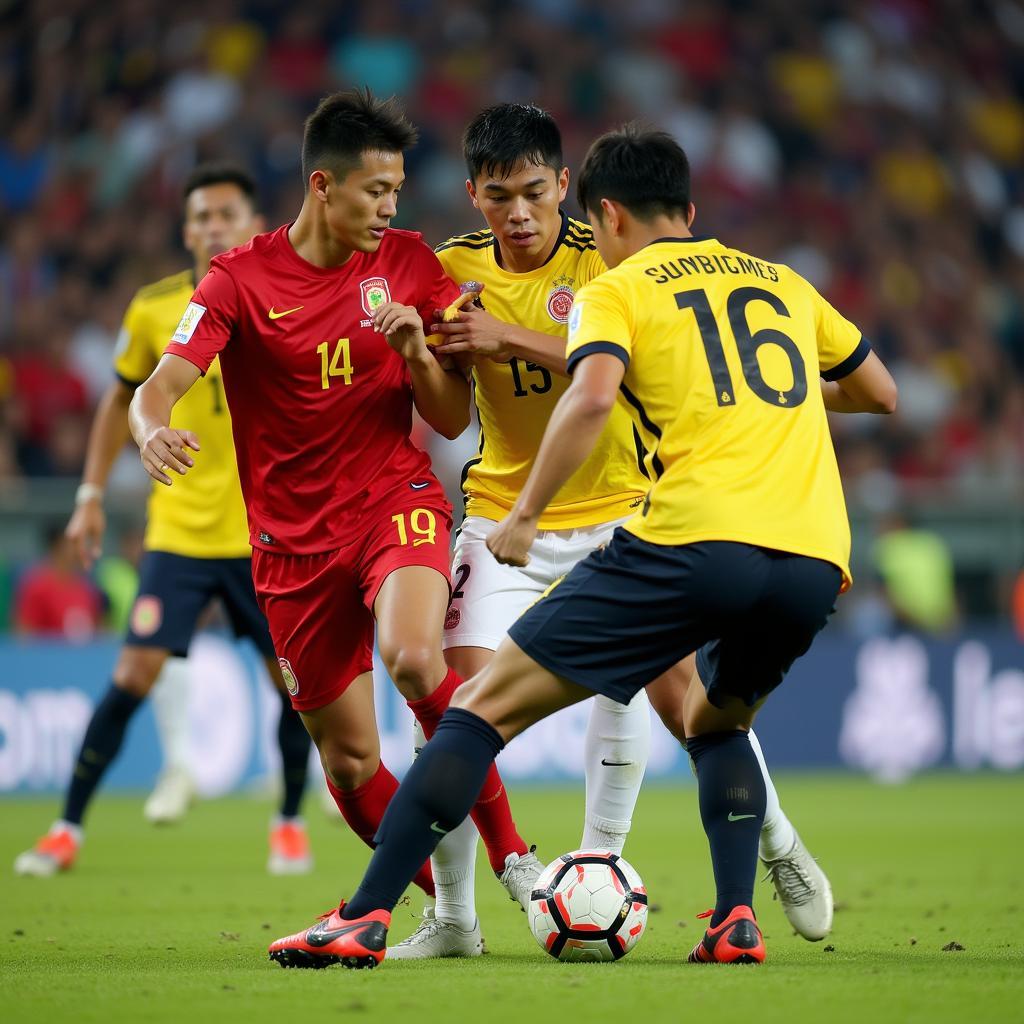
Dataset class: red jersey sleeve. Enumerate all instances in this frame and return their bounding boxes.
[164,264,240,374]
[412,245,460,327]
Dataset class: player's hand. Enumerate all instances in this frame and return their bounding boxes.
[487,510,538,567]
[66,500,105,570]
[430,305,515,364]
[374,301,429,361]
[139,427,200,486]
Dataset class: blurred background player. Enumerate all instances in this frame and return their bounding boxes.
[391,104,832,959]
[128,91,536,924]
[14,164,315,878]
[266,124,897,970]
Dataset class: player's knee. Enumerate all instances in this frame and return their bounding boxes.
[381,642,439,699]
[112,650,165,697]
[320,742,379,791]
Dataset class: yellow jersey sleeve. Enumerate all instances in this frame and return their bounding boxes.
[813,287,870,380]
[566,274,634,375]
[113,293,158,385]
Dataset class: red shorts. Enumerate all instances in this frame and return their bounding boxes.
[251,481,452,712]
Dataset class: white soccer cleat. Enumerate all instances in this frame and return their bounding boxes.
[497,846,543,912]
[386,906,485,960]
[143,767,195,824]
[761,830,833,941]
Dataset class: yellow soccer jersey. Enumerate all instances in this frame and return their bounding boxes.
[566,236,868,586]
[114,270,251,558]
[436,213,648,528]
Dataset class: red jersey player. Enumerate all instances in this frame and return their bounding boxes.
[128,91,539,954]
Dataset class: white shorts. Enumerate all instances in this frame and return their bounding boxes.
[443,514,628,651]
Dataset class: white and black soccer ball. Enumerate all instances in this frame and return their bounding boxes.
[528,850,648,962]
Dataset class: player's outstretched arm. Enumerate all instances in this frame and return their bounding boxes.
[821,350,898,414]
[431,307,570,376]
[487,352,624,567]
[374,301,471,439]
[128,354,203,486]
[66,378,137,569]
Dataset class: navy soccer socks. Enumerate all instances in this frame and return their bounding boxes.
[687,729,767,926]
[276,693,311,819]
[342,708,504,919]
[63,684,143,825]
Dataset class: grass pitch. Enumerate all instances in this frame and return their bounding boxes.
[2,775,1022,1024]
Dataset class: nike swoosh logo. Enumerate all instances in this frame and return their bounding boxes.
[430,821,449,835]
[268,305,303,320]
[305,920,368,948]
[727,812,757,822]
[410,481,430,490]
[601,759,631,767]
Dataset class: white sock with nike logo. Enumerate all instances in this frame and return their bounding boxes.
[581,692,651,854]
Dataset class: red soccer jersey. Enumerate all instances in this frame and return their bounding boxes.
[165,224,460,553]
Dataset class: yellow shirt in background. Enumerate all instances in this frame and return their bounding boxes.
[114,270,251,558]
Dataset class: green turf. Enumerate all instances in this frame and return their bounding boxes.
[2,775,1022,1024]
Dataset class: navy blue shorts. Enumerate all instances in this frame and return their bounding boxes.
[125,550,275,659]
[508,530,842,708]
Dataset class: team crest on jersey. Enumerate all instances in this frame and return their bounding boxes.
[278,658,299,696]
[360,277,392,317]
[546,275,576,324]
[131,595,162,637]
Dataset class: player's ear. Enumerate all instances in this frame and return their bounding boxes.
[686,202,696,228]
[600,198,621,235]
[465,178,479,209]
[308,169,331,203]
[557,167,569,202]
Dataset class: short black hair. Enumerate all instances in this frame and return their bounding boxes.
[302,88,417,184]
[576,124,691,222]
[463,103,563,182]
[182,162,257,206]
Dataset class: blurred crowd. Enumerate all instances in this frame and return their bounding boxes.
[3,0,1024,632]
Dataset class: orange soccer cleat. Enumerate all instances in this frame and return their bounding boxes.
[13,825,81,877]
[688,905,766,965]
[267,819,313,875]
[269,904,390,969]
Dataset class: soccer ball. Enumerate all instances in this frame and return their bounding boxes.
[528,850,648,962]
